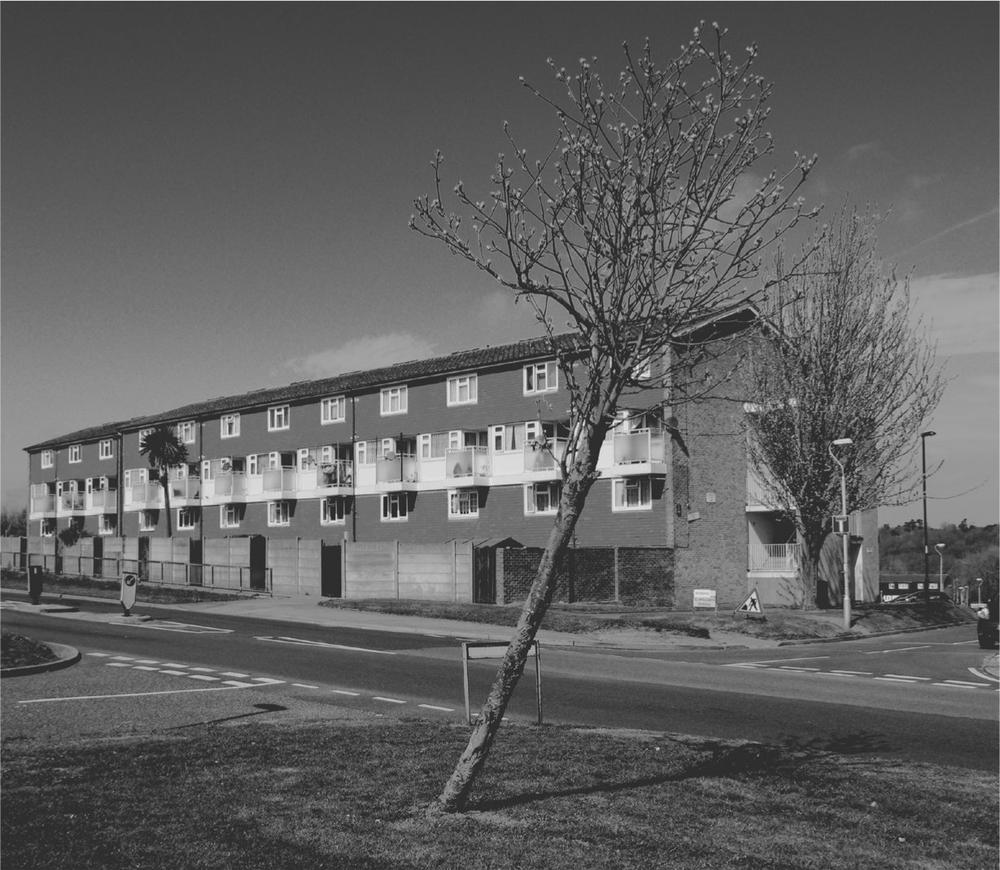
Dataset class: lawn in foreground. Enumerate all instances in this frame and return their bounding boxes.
[2,717,996,870]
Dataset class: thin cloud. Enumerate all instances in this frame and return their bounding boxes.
[891,208,1000,260]
[909,272,999,357]
[286,332,437,379]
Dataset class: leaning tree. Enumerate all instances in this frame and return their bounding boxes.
[411,24,816,813]
[139,425,189,537]
[744,205,944,608]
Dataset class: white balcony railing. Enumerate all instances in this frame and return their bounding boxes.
[446,446,491,480]
[523,438,566,474]
[612,429,666,465]
[749,542,800,572]
[376,455,418,484]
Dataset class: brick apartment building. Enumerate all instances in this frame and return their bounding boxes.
[20,308,879,607]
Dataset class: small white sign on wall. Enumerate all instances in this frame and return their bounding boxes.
[693,589,717,610]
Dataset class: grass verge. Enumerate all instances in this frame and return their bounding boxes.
[0,633,57,669]
[2,717,996,869]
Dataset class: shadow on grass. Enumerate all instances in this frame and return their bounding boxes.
[170,703,288,730]
[468,731,891,812]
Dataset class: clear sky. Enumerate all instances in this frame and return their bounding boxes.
[2,3,997,527]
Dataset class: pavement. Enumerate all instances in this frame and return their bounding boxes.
[2,591,998,678]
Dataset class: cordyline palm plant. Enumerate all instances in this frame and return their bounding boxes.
[412,25,816,813]
[139,425,189,537]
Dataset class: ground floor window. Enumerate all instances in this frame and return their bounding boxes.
[98,514,117,535]
[177,507,199,531]
[40,518,55,537]
[524,482,560,515]
[220,504,242,529]
[268,501,291,527]
[381,492,408,521]
[448,489,479,518]
[612,477,652,511]
[321,497,346,525]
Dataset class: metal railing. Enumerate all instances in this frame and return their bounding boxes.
[748,542,800,572]
[10,552,271,593]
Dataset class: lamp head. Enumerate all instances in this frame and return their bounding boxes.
[831,438,853,447]
[935,543,945,553]
[921,430,936,438]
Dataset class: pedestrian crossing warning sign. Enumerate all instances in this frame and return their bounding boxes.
[735,588,764,617]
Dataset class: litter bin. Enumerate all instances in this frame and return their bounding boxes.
[28,566,43,605]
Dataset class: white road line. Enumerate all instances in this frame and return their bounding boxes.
[110,655,134,661]
[829,670,872,675]
[934,682,984,690]
[292,683,319,689]
[18,686,247,704]
[732,656,830,665]
[815,672,859,678]
[254,636,396,656]
[85,652,112,657]
[723,663,768,669]
[940,679,991,688]
[220,672,250,678]
[131,666,159,672]
[133,659,160,665]
[418,704,454,712]
[331,689,360,696]
[250,678,285,686]
[373,696,406,704]
[222,680,256,688]
[161,663,188,668]
[159,670,189,676]
[189,667,216,673]
[969,667,1000,683]
[884,674,931,680]
[779,666,821,671]
[874,676,921,683]
[864,646,930,655]
[187,675,220,682]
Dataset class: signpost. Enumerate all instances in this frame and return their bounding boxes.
[120,573,138,616]
[461,641,541,726]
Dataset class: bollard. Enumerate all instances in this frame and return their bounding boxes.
[28,565,43,605]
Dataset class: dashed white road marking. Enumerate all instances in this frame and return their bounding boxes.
[331,689,360,696]
[19,686,247,704]
[292,683,320,689]
[373,696,406,704]
[885,674,931,681]
[254,635,396,656]
[864,646,930,655]
[419,704,454,712]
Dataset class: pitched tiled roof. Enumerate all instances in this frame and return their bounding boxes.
[24,332,581,451]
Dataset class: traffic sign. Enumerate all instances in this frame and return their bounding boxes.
[120,573,138,615]
[735,588,763,617]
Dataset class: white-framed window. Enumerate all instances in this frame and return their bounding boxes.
[380,386,408,416]
[176,421,196,444]
[98,514,117,536]
[448,489,479,518]
[447,374,478,406]
[177,507,198,530]
[99,439,114,460]
[40,518,56,537]
[220,414,240,439]
[68,444,82,464]
[268,405,290,431]
[321,497,346,525]
[267,500,291,527]
[321,396,346,425]
[220,504,242,529]
[124,468,149,489]
[612,477,652,511]
[138,428,154,448]
[355,440,374,465]
[523,361,558,395]
[139,510,158,532]
[381,493,408,521]
[40,450,54,469]
[524,481,560,515]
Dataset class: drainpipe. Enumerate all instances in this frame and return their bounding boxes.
[351,394,357,543]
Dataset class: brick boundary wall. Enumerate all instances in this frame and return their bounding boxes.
[498,546,674,606]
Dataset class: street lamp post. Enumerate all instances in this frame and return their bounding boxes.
[934,543,945,596]
[829,438,853,630]
[921,431,936,605]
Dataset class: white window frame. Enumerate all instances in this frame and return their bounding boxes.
[40,450,54,469]
[99,439,114,460]
[523,361,558,395]
[612,477,652,512]
[139,510,157,532]
[267,500,291,527]
[446,374,478,407]
[320,396,346,425]
[524,482,560,516]
[355,441,373,465]
[68,444,82,464]
[176,421,196,444]
[98,514,117,536]
[40,518,56,537]
[320,496,346,525]
[268,405,290,432]
[220,413,241,439]
[176,507,198,531]
[381,492,408,522]
[380,385,408,416]
[448,489,479,519]
[219,504,241,529]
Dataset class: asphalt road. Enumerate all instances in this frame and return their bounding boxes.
[2,600,997,771]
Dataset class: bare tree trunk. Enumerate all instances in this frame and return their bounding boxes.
[432,475,591,814]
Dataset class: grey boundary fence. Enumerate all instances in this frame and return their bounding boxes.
[498,545,674,606]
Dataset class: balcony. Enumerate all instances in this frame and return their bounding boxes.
[445,447,491,484]
[606,429,667,475]
[749,542,799,573]
[124,484,165,510]
[30,493,55,515]
[375,454,418,490]
[59,491,86,512]
[87,490,118,511]
[168,477,201,505]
